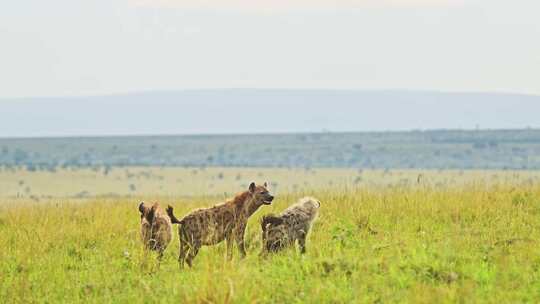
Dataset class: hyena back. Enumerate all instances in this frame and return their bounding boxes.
[167,182,274,268]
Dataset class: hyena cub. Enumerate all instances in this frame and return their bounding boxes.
[167,182,274,268]
[261,197,320,254]
[139,202,173,259]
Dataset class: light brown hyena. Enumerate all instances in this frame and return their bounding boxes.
[261,197,320,254]
[166,182,274,268]
[139,202,173,259]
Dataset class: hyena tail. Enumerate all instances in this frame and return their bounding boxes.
[166,205,185,225]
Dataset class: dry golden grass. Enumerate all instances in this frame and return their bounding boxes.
[1,166,540,198]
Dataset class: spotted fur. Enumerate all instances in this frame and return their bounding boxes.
[261,197,320,254]
[139,202,173,259]
[167,182,274,268]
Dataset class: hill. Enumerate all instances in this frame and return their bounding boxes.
[1,89,539,137]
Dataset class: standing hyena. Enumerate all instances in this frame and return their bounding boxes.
[261,197,320,254]
[139,202,173,259]
[166,182,274,268]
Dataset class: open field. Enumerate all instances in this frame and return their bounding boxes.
[2,168,540,302]
[2,167,540,199]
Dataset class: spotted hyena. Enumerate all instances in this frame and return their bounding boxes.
[167,182,274,268]
[261,197,320,254]
[139,202,173,259]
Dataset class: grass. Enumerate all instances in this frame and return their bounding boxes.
[2,166,540,198]
[2,168,540,302]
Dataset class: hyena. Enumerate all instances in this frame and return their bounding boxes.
[167,182,274,268]
[261,197,320,254]
[139,202,173,259]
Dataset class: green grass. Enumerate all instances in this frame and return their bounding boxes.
[2,169,540,302]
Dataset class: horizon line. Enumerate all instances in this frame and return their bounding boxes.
[1,127,538,141]
[1,88,539,101]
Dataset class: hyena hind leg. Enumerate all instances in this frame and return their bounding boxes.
[186,242,201,268]
[178,241,189,269]
[298,232,307,254]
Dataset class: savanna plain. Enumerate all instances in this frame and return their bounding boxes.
[1,167,540,303]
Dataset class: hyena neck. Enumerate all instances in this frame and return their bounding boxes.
[230,191,260,218]
[246,199,263,217]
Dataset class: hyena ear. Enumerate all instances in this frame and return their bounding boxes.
[138,202,146,214]
[249,182,256,193]
[263,182,268,188]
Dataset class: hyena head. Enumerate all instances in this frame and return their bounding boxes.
[247,182,274,208]
[300,197,321,217]
[261,215,286,253]
[139,202,160,250]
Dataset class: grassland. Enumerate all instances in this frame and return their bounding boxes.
[2,168,540,303]
[2,167,540,199]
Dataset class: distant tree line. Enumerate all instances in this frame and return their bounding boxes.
[1,129,540,170]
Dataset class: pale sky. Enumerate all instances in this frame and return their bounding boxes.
[1,0,539,98]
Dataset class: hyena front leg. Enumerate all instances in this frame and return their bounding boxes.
[226,233,234,260]
[234,224,247,259]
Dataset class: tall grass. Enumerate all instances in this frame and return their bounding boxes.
[2,179,540,303]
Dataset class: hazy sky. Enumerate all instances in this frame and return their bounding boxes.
[1,0,539,98]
